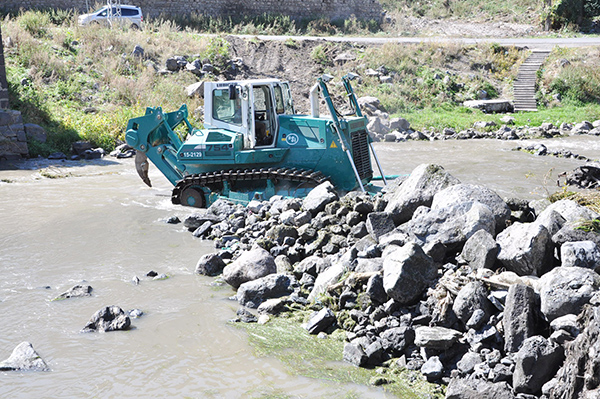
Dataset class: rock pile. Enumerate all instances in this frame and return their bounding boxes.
[189,163,600,398]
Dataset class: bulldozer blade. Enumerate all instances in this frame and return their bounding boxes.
[135,151,152,187]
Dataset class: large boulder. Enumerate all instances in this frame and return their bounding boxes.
[366,212,395,242]
[538,199,599,224]
[383,243,437,305]
[503,284,543,353]
[236,274,294,308]
[560,241,600,272]
[307,260,346,303]
[81,306,131,332]
[399,201,495,249]
[445,378,514,399]
[549,306,600,399]
[223,246,276,289]
[0,342,49,371]
[452,281,494,326]
[431,184,510,233]
[195,253,226,276]
[379,326,414,355]
[303,182,338,215]
[305,307,336,334]
[496,222,552,276]
[414,326,462,350]
[459,229,498,269]
[538,266,600,322]
[384,164,460,225]
[513,335,564,394]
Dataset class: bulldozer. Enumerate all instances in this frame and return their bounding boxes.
[125,73,389,208]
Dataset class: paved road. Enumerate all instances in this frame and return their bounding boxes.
[237,34,600,50]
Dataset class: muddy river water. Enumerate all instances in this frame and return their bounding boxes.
[1,136,599,398]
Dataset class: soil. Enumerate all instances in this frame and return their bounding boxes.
[391,16,541,38]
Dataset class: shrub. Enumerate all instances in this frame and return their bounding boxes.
[18,10,51,38]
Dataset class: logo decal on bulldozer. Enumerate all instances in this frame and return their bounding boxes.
[286,133,299,145]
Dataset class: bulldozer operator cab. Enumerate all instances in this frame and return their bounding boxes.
[203,79,294,149]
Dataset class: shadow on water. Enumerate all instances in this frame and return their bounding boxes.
[0,157,120,171]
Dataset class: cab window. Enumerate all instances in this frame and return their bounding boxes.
[212,89,242,126]
[274,86,285,114]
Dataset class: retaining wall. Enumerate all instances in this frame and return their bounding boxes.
[1,0,383,22]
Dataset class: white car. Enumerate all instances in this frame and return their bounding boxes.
[78,5,143,29]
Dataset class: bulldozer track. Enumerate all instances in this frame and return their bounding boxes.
[171,167,328,206]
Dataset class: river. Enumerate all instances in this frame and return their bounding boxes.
[0,136,598,398]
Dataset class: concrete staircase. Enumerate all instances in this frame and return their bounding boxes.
[513,50,551,112]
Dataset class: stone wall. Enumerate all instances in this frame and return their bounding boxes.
[1,0,382,22]
[0,110,28,160]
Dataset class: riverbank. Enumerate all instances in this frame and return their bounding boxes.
[184,160,600,398]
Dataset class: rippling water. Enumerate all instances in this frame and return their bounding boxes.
[0,136,597,398]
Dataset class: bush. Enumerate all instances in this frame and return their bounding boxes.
[549,65,600,104]
[18,10,52,38]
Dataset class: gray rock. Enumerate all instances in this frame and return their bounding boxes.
[445,378,514,399]
[552,223,600,248]
[560,241,600,272]
[274,254,293,274]
[222,247,276,289]
[207,199,236,219]
[389,117,410,132]
[81,306,131,332]
[457,351,483,374]
[383,243,437,305]
[548,306,600,399]
[452,281,494,325]
[192,221,212,237]
[184,211,222,230]
[266,224,298,245]
[366,273,387,305]
[400,201,496,248]
[513,335,564,394]
[195,253,226,276]
[53,284,92,300]
[257,297,287,315]
[131,44,144,58]
[549,314,579,337]
[303,182,338,215]
[343,341,367,367]
[460,229,498,269]
[431,183,510,232]
[414,326,462,350]
[384,163,460,225]
[538,266,600,322]
[294,255,331,277]
[379,326,414,355]
[366,212,395,242]
[235,307,257,323]
[354,258,384,273]
[420,356,444,382]
[533,209,566,236]
[237,273,294,308]
[0,342,49,372]
[307,260,346,303]
[504,284,542,353]
[496,222,552,276]
[186,81,204,98]
[539,199,599,224]
[305,307,336,334]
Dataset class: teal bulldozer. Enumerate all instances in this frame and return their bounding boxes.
[125,73,389,208]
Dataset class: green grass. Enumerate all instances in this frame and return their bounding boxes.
[236,315,444,398]
[402,103,600,132]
